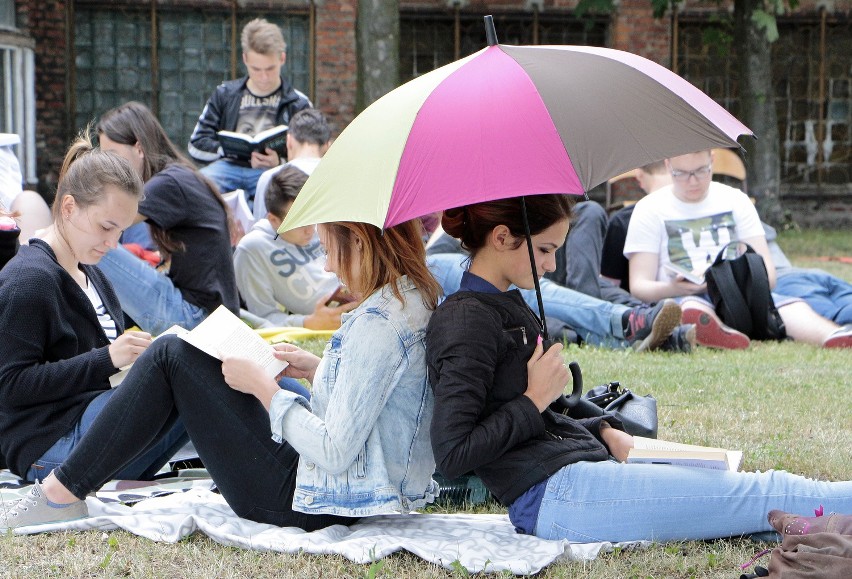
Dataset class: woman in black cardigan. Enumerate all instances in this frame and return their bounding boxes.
[0,132,187,482]
[426,195,852,544]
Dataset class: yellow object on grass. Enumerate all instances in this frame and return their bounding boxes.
[255,327,335,344]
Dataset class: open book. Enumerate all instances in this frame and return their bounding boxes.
[663,261,709,285]
[222,188,254,233]
[217,124,288,162]
[110,306,287,387]
[627,436,743,471]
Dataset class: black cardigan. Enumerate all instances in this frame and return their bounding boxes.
[426,290,621,506]
[0,239,123,477]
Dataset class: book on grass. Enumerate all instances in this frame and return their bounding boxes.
[110,306,287,387]
[217,124,288,162]
[663,261,709,285]
[627,436,743,471]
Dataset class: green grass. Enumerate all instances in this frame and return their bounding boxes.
[2,229,850,577]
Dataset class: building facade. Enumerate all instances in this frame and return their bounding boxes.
[5,0,851,222]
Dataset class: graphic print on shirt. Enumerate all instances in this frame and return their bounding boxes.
[664,211,738,272]
[270,239,329,303]
[236,90,281,137]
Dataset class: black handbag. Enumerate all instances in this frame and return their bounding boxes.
[550,363,658,438]
[704,241,787,341]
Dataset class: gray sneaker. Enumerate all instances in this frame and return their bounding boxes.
[1,478,88,530]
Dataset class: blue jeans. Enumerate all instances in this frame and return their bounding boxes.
[535,460,852,543]
[427,253,629,348]
[98,244,207,335]
[776,269,852,325]
[26,389,188,483]
[200,160,263,210]
[120,222,156,251]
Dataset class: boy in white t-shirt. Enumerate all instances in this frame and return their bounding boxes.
[625,149,851,349]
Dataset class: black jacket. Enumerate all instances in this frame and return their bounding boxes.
[187,75,311,164]
[0,239,122,477]
[426,289,620,506]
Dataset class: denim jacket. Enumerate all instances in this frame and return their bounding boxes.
[268,276,438,517]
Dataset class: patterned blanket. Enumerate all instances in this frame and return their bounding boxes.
[0,471,645,574]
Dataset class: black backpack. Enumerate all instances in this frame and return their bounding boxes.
[705,241,787,341]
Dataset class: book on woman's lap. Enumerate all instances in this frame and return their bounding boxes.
[627,436,743,471]
[217,124,288,162]
[110,306,287,386]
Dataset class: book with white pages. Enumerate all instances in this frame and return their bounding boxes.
[627,436,743,472]
[177,305,288,379]
[222,188,254,233]
[110,306,287,387]
[663,261,709,285]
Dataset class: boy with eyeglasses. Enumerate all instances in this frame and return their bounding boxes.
[624,149,852,349]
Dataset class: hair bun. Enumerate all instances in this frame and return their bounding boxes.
[441,207,466,238]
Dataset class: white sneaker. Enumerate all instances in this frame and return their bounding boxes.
[1,478,88,530]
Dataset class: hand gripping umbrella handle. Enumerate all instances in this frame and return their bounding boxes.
[548,359,584,412]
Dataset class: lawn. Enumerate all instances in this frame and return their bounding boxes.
[1,228,850,578]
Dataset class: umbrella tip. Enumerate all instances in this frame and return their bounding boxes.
[484,15,498,46]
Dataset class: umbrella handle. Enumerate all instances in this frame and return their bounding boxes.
[549,360,584,411]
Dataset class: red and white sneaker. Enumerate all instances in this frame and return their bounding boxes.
[681,308,750,350]
[823,324,852,348]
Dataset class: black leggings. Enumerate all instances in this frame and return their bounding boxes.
[54,335,355,531]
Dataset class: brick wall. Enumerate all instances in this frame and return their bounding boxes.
[314,0,358,135]
[16,0,69,197]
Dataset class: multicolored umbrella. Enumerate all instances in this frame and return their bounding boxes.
[281,36,752,232]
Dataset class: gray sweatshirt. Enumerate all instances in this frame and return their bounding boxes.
[233,219,339,327]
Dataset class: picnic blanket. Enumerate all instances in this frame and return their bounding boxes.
[0,471,646,574]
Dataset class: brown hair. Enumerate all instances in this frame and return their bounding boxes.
[97,101,231,254]
[319,220,441,310]
[241,18,286,55]
[441,195,574,256]
[265,166,309,218]
[54,127,143,224]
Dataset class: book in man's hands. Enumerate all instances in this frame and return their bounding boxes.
[110,306,287,387]
[627,436,743,471]
[217,124,288,162]
[663,261,709,285]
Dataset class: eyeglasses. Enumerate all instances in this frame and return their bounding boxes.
[670,165,712,182]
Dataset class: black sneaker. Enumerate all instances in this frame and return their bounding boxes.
[658,324,697,353]
[625,300,682,352]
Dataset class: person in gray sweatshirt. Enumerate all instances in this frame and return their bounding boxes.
[233,165,354,328]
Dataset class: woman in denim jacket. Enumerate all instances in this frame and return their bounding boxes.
[3,219,443,531]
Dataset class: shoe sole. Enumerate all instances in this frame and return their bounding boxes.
[682,309,750,349]
[823,333,852,348]
[633,301,682,352]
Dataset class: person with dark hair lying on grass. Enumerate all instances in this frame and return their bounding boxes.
[426,194,852,543]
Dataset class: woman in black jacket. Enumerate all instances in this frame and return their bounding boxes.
[426,195,852,543]
[0,132,187,482]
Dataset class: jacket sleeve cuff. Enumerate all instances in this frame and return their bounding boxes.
[578,415,626,445]
[268,388,311,443]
